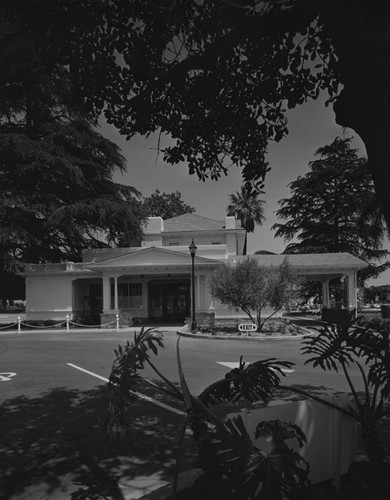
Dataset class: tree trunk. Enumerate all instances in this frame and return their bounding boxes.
[325,3,390,232]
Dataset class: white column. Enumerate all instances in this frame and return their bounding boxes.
[195,274,200,309]
[113,276,119,311]
[346,271,357,311]
[198,275,206,310]
[66,278,73,313]
[321,279,330,308]
[102,276,111,312]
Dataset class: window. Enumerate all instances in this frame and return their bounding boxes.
[118,283,142,308]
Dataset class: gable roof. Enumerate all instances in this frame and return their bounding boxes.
[163,213,240,232]
[86,246,220,269]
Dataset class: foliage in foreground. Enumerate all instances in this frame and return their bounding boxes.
[84,316,390,500]
[103,327,308,500]
[302,316,390,465]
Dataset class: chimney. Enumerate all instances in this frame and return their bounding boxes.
[225,216,236,229]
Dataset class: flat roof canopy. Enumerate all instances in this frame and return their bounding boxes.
[230,252,367,280]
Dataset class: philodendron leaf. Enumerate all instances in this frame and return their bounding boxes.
[105,327,164,438]
[194,415,309,500]
[198,357,294,407]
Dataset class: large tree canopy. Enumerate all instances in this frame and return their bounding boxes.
[0,1,146,271]
[273,137,389,283]
[141,189,195,220]
[2,1,390,230]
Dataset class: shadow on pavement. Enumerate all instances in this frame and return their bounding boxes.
[0,383,194,499]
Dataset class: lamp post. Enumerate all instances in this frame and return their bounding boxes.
[189,239,197,332]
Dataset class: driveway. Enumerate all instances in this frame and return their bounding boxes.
[0,328,363,499]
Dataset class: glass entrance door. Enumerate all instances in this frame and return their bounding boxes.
[162,281,190,322]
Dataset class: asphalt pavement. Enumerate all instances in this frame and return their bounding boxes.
[0,327,363,499]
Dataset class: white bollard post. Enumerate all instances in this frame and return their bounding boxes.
[17,316,21,334]
[66,314,70,333]
[116,313,120,332]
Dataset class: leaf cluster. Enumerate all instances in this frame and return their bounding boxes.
[141,188,195,220]
[198,356,294,407]
[104,329,309,498]
[273,137,389,282]
[0,0,146,269]
[227,185,266,234]
[302,318,390,462]
[209,257,299,329]
[28,0,340,185]
[194,416,309,500]
[105,327,165,438]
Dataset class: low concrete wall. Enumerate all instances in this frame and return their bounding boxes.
[228,394,356,485]
[100,312,119,328]
[196,311,215,328]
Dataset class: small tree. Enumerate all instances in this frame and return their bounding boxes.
[209,258,298,331]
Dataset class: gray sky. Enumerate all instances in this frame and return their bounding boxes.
[100,94,389,287]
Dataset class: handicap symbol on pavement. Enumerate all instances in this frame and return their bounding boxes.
[0,372,17,382]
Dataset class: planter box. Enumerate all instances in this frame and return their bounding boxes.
[381,304,390,318]
[228,394,356,485]
[322,308,355,326]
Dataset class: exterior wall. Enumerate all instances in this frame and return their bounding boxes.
[117,276,149,320]
[142,216,163,246]
[162,233,226,247]
[72,279,87,314]
[26,275,73,320]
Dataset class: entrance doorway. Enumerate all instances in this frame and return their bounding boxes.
[162,281,190,322]
[148,279,190,322]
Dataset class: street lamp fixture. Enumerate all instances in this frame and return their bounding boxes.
[189,239,197,332]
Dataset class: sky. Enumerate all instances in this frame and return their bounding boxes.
[99,95,390,287]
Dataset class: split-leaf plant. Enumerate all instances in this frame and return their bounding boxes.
[101,316,390,499]
[301,317,390,467]
[104,327,310,500]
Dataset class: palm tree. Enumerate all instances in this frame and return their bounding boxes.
[227,186,265,255]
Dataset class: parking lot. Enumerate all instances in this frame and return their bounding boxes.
[0,327,363,499]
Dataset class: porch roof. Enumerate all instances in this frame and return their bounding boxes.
[230,252,368,278]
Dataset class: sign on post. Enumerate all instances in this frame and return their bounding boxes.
[238,323,257,335]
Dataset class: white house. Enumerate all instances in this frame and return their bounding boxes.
[24,213,367,325]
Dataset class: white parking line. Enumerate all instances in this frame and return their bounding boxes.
[217,361,295,374]
[67,363,186,416]
[0,372,17,382]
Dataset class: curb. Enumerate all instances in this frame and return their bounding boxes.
[177,327,315,341]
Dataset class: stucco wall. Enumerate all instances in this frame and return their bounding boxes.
[26,276,72,320]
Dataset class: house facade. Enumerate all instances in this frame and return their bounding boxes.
[24,214,367,325]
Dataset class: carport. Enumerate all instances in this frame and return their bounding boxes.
[232,252,368,311]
